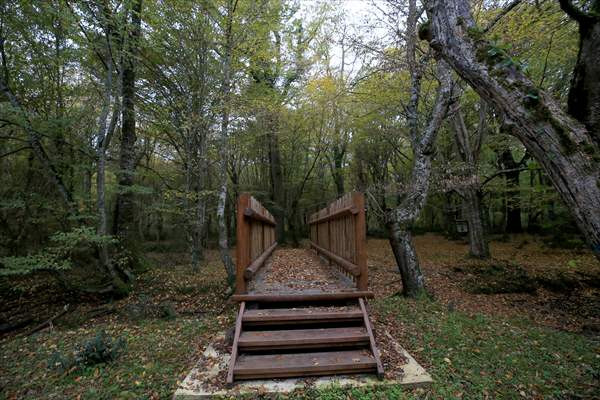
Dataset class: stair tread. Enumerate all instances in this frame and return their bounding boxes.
[238,327,368,349]
[234,349,376,377]
[243,307,362,324]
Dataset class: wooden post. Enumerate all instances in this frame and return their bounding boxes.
[353,192,368,291]
[235,193,251,294]
[327,215,332,265]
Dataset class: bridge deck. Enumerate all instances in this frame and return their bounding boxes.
[246,248,354,294]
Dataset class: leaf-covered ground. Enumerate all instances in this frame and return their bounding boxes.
[1,234,599,399]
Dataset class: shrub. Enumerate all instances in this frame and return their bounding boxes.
[75,330,126,366]
[48,330,126,372]
[158,301,177,320]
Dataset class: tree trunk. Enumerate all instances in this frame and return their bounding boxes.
[192,134,207,272]
[216,0,236,285]
[267,113,285,243]
[386,33,454,299]
[463,188,489,258]
[387,222,424,297]
[386,0,454,297]
[113,0,142,244]
[425,0,600,259]
[498,149,522,233]
[452,107,490,257]
[95,51,120,282]
[559,0,600,146]
[330,145,346,197]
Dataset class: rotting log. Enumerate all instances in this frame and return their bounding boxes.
[244,241,278,279]
[309,241,360,276]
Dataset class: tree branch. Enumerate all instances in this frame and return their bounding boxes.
[558,0,597,25]
[0,146,31,158]
[483,0,522,33]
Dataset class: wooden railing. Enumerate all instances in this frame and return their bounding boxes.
[308,192,368,291]
[235,193,277,294]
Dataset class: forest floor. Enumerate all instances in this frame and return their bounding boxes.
[1,234,599,399]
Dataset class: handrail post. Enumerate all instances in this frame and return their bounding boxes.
[353,192,368,291]
[235,193,251,294]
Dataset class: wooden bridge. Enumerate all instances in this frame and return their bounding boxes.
[227,192,383,384]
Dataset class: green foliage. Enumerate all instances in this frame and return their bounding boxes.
[0,227,117,276]
[0,253,71,276]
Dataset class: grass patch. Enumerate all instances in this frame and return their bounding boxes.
[1,318,212,399]
[310,297,599,399]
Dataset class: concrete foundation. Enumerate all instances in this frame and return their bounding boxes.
[173,331,432,399]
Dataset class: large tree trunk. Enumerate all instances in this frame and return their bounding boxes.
[113,0,142,244]
[559,0,600,146]
[425,0,600,259]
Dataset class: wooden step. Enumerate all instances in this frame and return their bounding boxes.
[231,291,374,303]
[243,307,363,326]
[234,349,377,379]
[238,327,368,351]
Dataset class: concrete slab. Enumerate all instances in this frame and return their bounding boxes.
[173,331,432,399]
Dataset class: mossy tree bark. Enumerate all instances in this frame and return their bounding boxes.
[425,0,600,260]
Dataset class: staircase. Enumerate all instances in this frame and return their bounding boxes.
[227,295,384,384]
